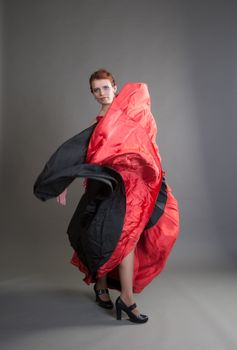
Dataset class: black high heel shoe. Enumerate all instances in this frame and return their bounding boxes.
[93,284,113,309]
[115,296,148,323]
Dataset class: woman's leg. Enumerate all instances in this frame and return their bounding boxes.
[119,249,141,316]
[96,274,107,289]
[95,274,111,302]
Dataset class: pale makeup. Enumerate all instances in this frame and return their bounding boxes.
[91,79,117,115]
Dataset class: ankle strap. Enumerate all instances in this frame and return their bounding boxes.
[128,303,137,311]
[96,288,109,295]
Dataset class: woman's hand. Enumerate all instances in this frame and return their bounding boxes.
[56,188,67,206]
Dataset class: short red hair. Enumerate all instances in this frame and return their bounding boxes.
[89,69,116,92]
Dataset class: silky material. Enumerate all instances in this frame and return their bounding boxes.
[34,82,180,293]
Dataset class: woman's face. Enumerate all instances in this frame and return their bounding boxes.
[91,79,117,106]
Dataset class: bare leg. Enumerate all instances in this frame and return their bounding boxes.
[119,249,141,316]
[95,274,111,302]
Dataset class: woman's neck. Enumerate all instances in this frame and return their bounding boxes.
[99,105,110,116]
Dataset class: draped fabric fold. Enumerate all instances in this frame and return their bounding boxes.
[34,82,179,293]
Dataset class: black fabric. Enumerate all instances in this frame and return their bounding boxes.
[33,124,126,274]
[145,177,168,229]
[67,170,126,275]
[33,123,168,275]
[34,124,97,200]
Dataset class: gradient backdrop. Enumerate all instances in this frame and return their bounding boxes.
[0,0,237,281]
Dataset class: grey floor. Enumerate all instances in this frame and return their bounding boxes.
[1,268,237,350]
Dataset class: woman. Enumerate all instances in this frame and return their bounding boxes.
[34,69,179,324]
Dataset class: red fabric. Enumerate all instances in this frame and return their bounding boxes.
[71,83,179,292]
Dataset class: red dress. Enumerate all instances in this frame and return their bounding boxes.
[70,82,180,293]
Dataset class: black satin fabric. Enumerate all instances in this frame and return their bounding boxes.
[145,177,167,229]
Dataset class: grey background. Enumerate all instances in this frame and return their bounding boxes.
[1,1,237,349]
[1,0,237,278]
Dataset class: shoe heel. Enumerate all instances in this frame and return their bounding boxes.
[116,305,122,320]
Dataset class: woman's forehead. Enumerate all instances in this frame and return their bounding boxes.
[91,79,112,88]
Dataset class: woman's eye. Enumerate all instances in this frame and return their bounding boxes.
[93,88,99,93]
[103,86,109,90]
